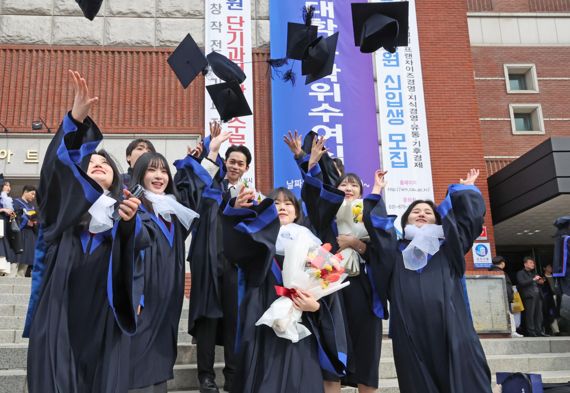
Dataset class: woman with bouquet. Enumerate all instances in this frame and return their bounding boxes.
[363,169,492,393]
[285,132,385,393]
[222,186,348,393]
[25,70,148,393]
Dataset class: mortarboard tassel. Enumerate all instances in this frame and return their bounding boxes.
[283,69,296,86]
[303,5,315,27]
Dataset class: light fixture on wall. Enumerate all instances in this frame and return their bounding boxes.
[32,117,52,133]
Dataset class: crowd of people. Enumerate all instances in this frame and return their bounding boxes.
[2,68,553,393]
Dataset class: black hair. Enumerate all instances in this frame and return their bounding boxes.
[492,256,506,266]
[333,158,345,177]
[88,150,123,201]
[400,200,442,236]
[225,145,252,166]
[523,256,535,264]
[336,173,363,198]
[130,152,177,213]
[268,187,303,223]
[22,185,37,193]
[126,138,156,163]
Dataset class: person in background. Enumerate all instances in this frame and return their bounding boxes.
[489,256,523,338]
[122,138,156,185]
[516,257,547,337]
[542,264,561,336]
[0,178,18,275]
[13,185,38,277]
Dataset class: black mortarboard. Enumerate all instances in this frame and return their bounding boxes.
[287,23,319,60]
[351,2,409,53]
[75,0,103,21]
[286,5,318,60]
[206,51,246,84]
[302,32,339,85]
[206,81,252,122]
[168,34,209,89]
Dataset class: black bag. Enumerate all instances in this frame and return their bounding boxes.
[7,218,23,254]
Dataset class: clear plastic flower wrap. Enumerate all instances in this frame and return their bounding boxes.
[256,226,350,342]
[335,199,370,276]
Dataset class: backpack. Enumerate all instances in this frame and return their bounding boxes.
[496,372,543,393]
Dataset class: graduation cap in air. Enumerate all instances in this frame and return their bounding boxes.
[301,32,339,85]
[168,34,209,89]
[286,6,319,60]
[351,1,409,53]
[206,52,247,84]
[75,0,103,21]
[206,81,252,122]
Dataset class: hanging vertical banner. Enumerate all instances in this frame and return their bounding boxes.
[205,0,255,186]
[270,0,380,195]
[374,0,434,221]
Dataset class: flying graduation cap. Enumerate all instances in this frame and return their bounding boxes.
[206,51,247,84]
[206,81,252,122]
[76,0,104,21]
[351,1,409,53]
[286,6,318,60]
[168,34,209,89]
[301,32,339,85]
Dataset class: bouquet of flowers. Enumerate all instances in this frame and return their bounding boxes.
[256,224,350,342]
[335,199,369,276]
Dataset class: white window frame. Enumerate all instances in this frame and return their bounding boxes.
[504,64,539,94]
[509,104,545,135]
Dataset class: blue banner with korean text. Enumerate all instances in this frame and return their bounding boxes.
[270,0,380,195]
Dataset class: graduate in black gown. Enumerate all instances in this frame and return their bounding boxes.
[24,70,148,393]
[127,152,199,392]
[285,134,385,393]
[14,185,38,276]
[363,169,492,393]
[222,186,348,393]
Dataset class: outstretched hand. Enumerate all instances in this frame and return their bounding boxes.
[308,135,327,171]
[372,170,387,194]
[283,130,303,156]
[69,70,98,123]
[209,130,232,155]
[188,142,204,158]
[117,189,141,221]
[209,120,222,139]
[459,168,480,186]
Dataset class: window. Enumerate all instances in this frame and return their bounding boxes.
[509,104,545,134]
[504,64,539,93]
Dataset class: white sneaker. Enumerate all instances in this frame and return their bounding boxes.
[511,332,524,338]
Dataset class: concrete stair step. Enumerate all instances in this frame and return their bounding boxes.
[0,305,28,317]
[0,294,30,305]
[0,277,31,285]
[0,284,31,294]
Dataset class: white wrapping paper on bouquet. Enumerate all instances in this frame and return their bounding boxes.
[335,199,369,276]
[256,224,350,343]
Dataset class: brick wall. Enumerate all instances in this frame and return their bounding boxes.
[472,46,570,157]
[467,0,570,11]
[416,0,495,272]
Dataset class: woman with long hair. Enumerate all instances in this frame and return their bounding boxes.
[127,152,199,393]
[25,70,147,393]
[363,169,492,393]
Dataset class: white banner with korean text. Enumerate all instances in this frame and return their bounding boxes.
[374,0,434,227]
[204,0,256,186]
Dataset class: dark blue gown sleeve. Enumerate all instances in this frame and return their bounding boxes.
[107,214,150,335]
[222,199,281,288]
[173,154,221,212]
[38,112,104,244]
[300,164,344,241]
[363,194,399,306]
[437,184,486,276]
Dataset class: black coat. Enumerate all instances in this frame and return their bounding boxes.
[488,265,514,303]
[516,269,541,300]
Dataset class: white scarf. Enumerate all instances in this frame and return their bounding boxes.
[144,190,199,230]
[88,192,116,234]
[402,224,444,271]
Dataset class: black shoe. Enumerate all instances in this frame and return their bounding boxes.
[539,332,550,337]
[223,382,233,392]
[200,377,220,393]
[526,333,538,337]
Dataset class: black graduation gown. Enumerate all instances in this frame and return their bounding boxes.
[128,206,192,388]
[0,208,16,262]
[222,199,347,393]
[24,113,149,393]
[173,155,225,335]
[301,164,385,387]
[14,198,37,266]
[363,185,492,393]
